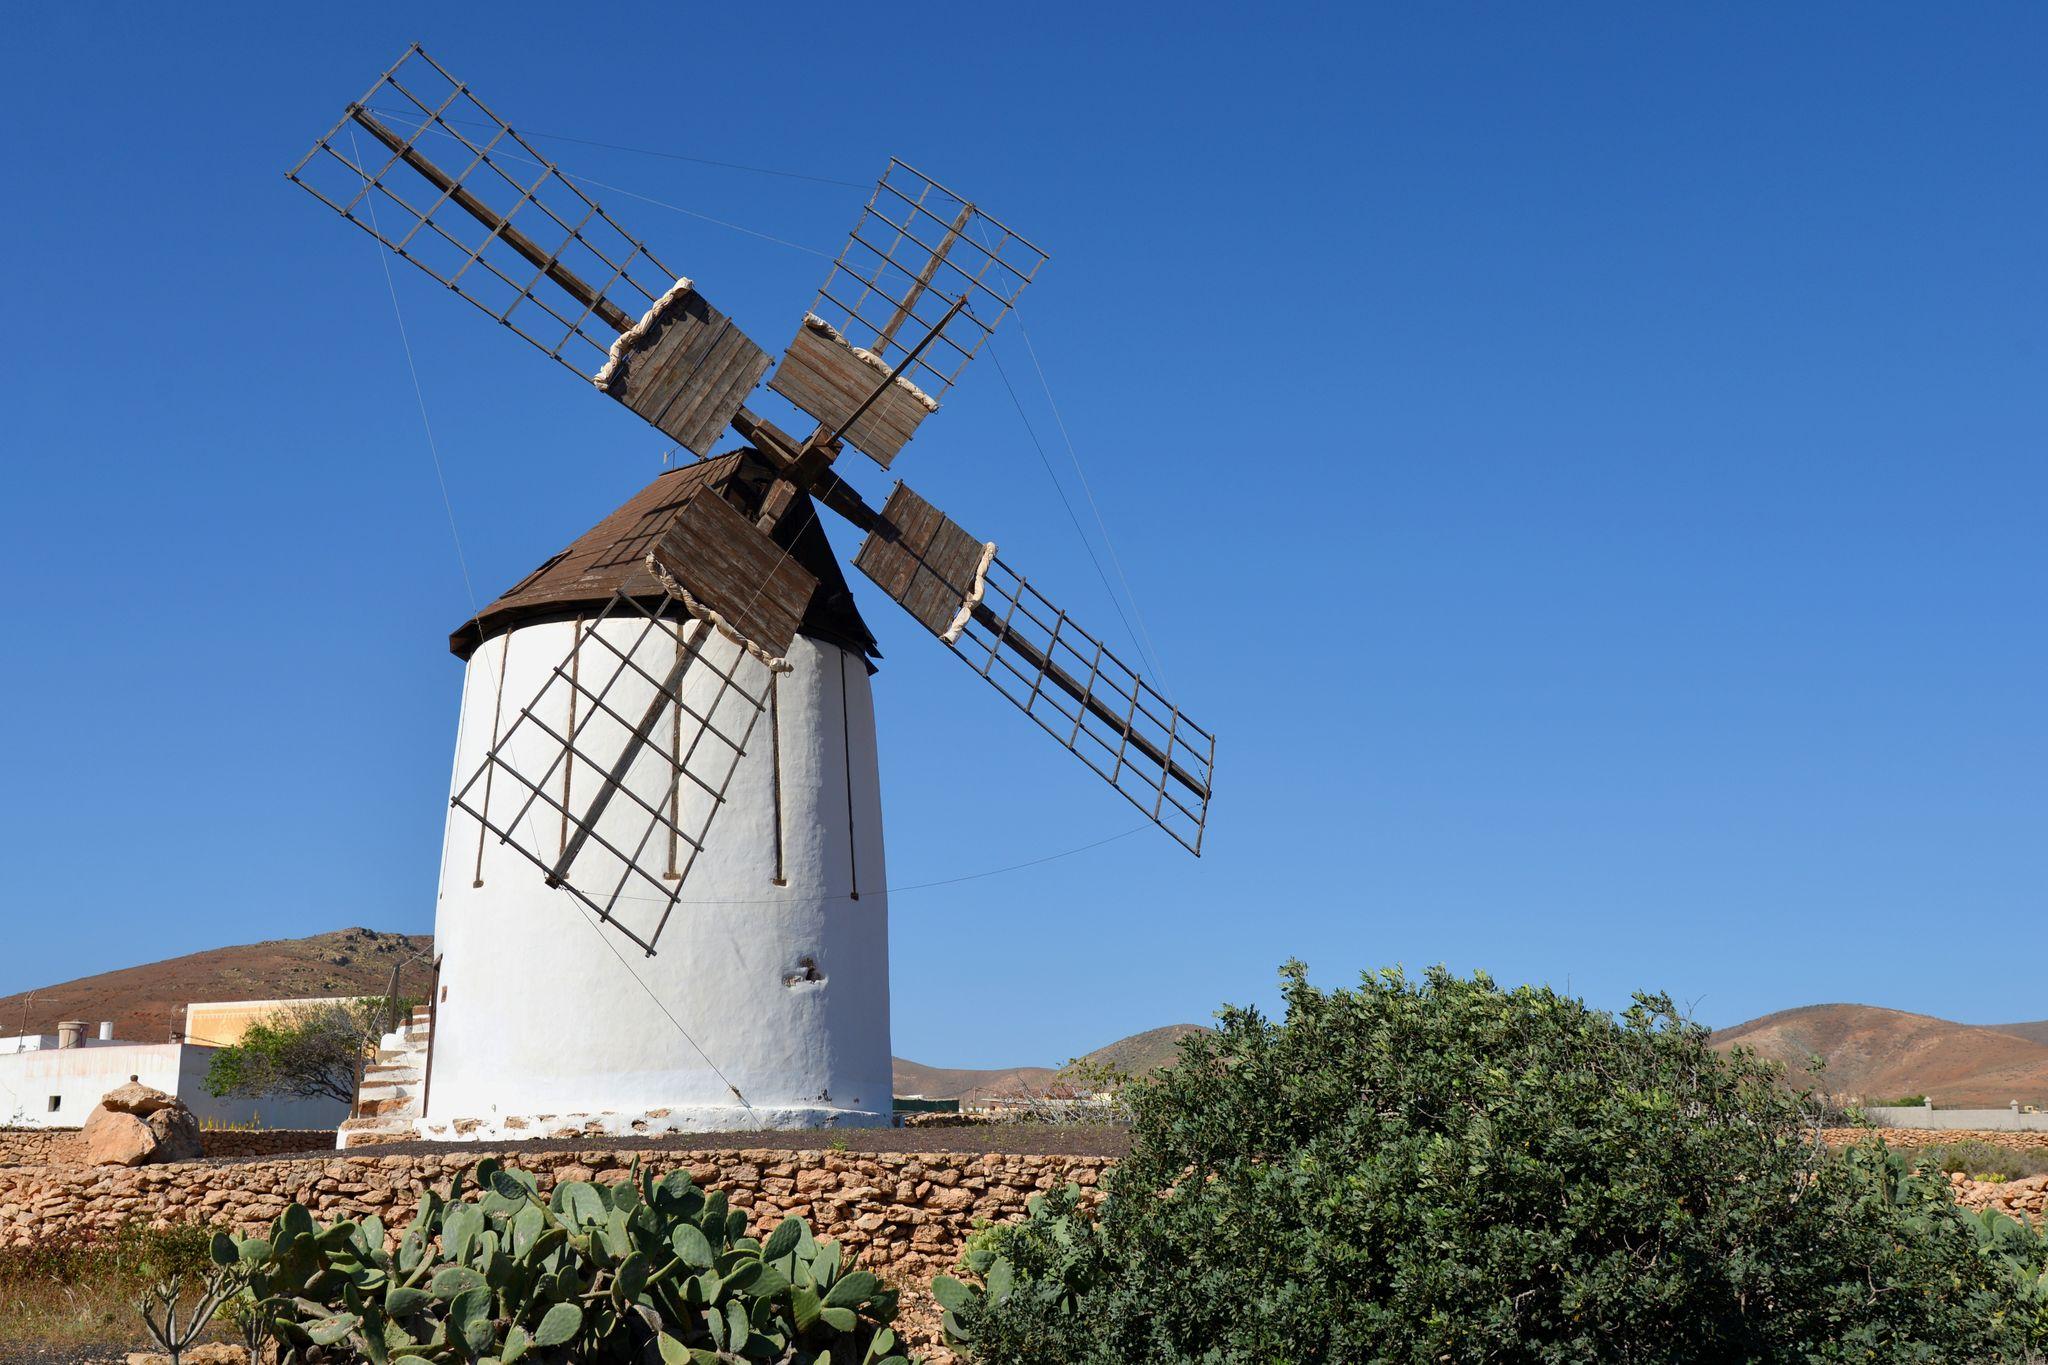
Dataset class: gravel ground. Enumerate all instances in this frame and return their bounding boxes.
[0,1347,132,1364]
[214,1123,1132,1164]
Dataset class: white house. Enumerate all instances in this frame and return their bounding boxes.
[0,1023,347,1130]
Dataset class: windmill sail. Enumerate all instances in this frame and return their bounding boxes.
[450,583,785,956]
[771,160,1047,468]
[288,45,767,456]
[854,483,1213,854]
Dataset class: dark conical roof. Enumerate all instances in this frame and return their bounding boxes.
[449,450,878,665]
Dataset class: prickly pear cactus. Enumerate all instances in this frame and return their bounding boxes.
[214,1157,915,1363]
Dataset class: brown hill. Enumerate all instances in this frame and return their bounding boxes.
[890,1060,1058,1103]
[0,928,434,1044]
[892,1023,1211,1101]
[1711,1004,2048,1108]
[1989,1022,2048,1049]
[1079,1024,1210,1077]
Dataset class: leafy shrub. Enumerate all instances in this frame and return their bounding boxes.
[1869,1094,1930,1108]
[934,1188,1102,1360]
[1917,1139,2048,1183]
[942,963,2048,1364]
[204,997,417,1107]
[1967,1202,2048,1343]
[217,1156,915,1362]
[0,1220,215,1288]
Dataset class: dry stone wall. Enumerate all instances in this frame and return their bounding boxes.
[0,1127,80,1166]
[200,1130,342,1159]
[1823,1126,2048,1153]
[1951,1172,2048,1223]
[0,1127,340,1168]
[0,1145,1109,1360]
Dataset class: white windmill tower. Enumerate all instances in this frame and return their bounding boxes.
[290,47,1215,1144]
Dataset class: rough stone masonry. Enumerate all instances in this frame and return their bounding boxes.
[0,1145,1110,1361]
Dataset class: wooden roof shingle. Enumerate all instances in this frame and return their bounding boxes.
[449,450,879,665]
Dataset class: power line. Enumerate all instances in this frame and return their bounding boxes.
[1013,313,1176,697]
[983,334,1154,679]
[364,106,865,189]
[555,169,833,259]
[364,108,835,257]
[962,218,1173,695]
[354,130,479,618]
[535,822,1151,910]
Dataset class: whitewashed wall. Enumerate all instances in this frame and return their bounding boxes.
[0,1043,346,1129]
[1864,1105,2048,1132]
[425,618,893,1138]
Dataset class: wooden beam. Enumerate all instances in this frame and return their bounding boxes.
[348,104,633,335]
[968,600,1210,803]
[731,408,880,534]
[875,200,974,357]
[754,477,799,533]
[547,624,707,887]
[826,294,964,449]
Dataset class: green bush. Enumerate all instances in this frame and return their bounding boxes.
[1917,1139,2048,1183]
[217,1156,915,1363]
[941,963,2048,1364]
[204,997,419,1108]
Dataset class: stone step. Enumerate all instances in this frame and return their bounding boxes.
[349,1010,432,1147]
[336,1114,418,1150]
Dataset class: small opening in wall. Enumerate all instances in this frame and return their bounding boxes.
[783,957,825,987]
[46,1096,60,1112]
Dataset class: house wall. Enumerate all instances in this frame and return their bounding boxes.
[1863,1105,2048,1132]
[0,1043,346,1130]
[183,998,361,1048]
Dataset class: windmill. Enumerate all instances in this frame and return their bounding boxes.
[292,46,1214,1141]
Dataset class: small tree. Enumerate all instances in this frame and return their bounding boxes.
[202,997,413,1108]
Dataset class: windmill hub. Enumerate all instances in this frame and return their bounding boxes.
[294,47,1213,1142]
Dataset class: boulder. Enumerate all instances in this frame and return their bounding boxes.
[99,1080,177,1116]
[83,1082,204,1165]
[144,1102,204,1162]
[82,1106,158,1166]
[127,1347,249,1365]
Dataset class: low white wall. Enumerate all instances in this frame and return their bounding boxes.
[0,1044,346,1130]
[1865,1105,2048,1132]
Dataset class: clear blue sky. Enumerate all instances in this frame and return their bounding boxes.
[1,4,2040,1066]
